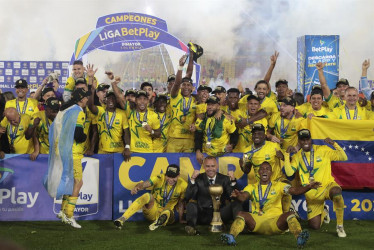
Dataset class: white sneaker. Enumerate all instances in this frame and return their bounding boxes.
[65,217,82,229]
[57,211,65,219]
[336,225,346,238]
[149,221,159,231]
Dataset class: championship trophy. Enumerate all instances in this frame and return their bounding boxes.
[209,184,223,232]
[188,42,203,62]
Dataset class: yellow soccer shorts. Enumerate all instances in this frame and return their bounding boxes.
[251,213,283,235]
[305,181,341,220]
[143,204,175,224]
[166,137,194,153]
[73,156,83,181]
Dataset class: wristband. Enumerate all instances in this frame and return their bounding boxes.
[151,130,155,135]
[178,66,183,71]
[125,145,130,149]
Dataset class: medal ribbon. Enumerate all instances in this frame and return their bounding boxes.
[136,110,148,124]
[344,105,358,120]
[280,114,294,139]
[158,112,167,128]
[302,148,314,177]
[105,110,116,130]
[9,117,21,145]
[45,113,50,130]
[258,182,272,211]
[206,119,214,142]
[245,142,265,161]
[162,182,176,207]
[16,98,28,114]
[182,96,192,116]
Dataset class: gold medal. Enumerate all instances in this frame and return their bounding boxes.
[258,210,263,216]
[309,176,315,183]
[142,122,148,127]
[206,141,212,149]
[181,115,186,123]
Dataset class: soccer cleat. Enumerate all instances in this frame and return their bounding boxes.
[149,214,167,231]
[336,225,347,238]
[65,217,82,229]
[296,230,309,248]
[290,202,301,220]
[323,205,330,224]
[185,225,199,236]
[220,233,237,246]
[60,212,68,224]
[114,217,125,229]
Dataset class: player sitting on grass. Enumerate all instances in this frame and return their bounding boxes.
[221,161,321,248]
[114,164,187,231]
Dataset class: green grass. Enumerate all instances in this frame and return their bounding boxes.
[0,220,373,250]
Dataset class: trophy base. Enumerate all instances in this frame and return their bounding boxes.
[210,224,223,233]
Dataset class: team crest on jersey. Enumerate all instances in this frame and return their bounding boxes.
[19,126,24,131]
[316,156,322,162]
[291,126,296,131]
[115,119,120,124]
[271,190,276,195]
[265,154,270,160]
[28,107,33,111]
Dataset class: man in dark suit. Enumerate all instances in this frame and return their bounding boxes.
[184,156,242,235]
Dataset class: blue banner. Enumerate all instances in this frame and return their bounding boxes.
[0,154,113,221]
[297,35,339,98]
[0,61,69,94]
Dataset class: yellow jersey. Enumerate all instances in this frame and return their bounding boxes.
[64,76,97,92]
[95,106,129,153]
[128,109,160,153]
[196,103,207,115]
[260,97,279,119]
[169,93,196,139]
[243,181,290,216]
[72,111,87,157]
[195,114,236,156]
[153,111,172,153]
[296,103,331,118]
[5,98,39,116]
[30,111,52,154]
[329,105,371,120]
[1,114,34,154]
[268,112,305,150]
[284,143,347,187]
[149,174,187,210]
[325,93,345,110]
[243,141,283,182]
[234,109,268,153]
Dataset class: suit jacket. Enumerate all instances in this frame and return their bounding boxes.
[185,172,236,209]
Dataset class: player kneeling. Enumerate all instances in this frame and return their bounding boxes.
[114,164,187,230]
[221,162,320,248]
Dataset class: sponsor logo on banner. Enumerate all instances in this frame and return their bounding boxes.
[62,62,69,69]
[53,157,100,217]
[311,46,332,53]
[46,62,53,69]
[30,62,37,68]
[38,62,44,69]
[14,69,20,75]
[5,69,12,75]
[6,62,12,68]
[22,62,28,68]
[38,69,45,76]
[0,76,4,82]
[13,62,20,68]
[22,69,29,75]
[0,167,40,211]
[30,76,37,83]
[0,62,4,68]
[0,69,3,75]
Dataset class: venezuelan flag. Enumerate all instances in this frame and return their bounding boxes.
[308,118,374,188]
[43,105,82,199]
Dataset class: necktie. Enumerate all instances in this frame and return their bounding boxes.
[209,179,214,185]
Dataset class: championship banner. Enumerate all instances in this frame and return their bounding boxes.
[0,154,113,221]
[70,12,201,92]
[297,35,339,98]
[0,61,69,94]
[113,153,247,221]
[308,118,374,188]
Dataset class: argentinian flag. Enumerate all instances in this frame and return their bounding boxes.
[43,105,82,199]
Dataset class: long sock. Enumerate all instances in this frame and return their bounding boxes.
[61,195,69,213]
[320,205,327,227]
[122,193,151,220]
[65,196,78,218]
[287,214,302,238]
[281,194,292,213]
[229,216,245,238]
[333,194,344,226]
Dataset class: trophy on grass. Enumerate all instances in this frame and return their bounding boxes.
[209,184,223,232]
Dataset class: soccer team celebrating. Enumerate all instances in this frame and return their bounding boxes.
[2,49,374,248]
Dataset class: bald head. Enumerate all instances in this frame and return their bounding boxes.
[4,108,20,126]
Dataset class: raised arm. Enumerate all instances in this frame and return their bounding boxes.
[185,49,194,78]
[361,59,371,100]
[110,76,126,110]
[316,62,331,99]
[33,77,48,101]
[171,55,188,98]
[264,51,279,88]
